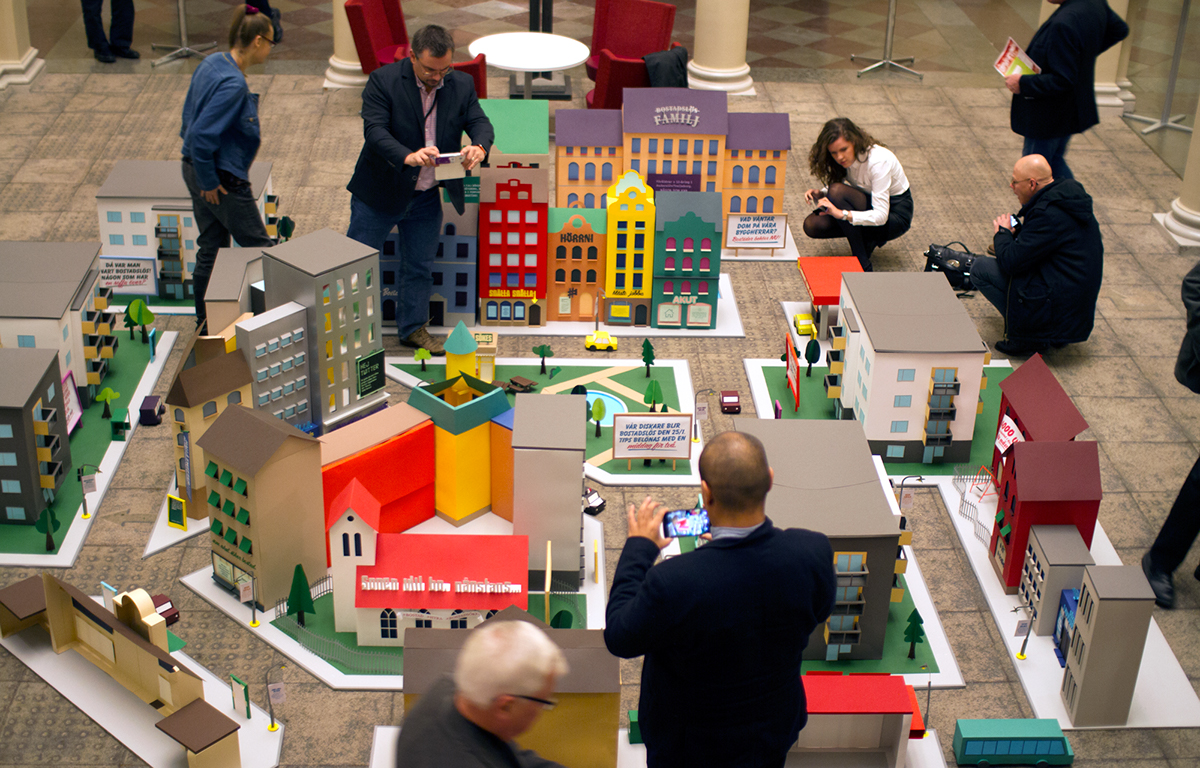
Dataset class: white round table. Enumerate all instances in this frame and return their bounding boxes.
[468,32,590,100]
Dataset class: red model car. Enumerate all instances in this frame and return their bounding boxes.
[152,593,179,626]
[720,390,741,414]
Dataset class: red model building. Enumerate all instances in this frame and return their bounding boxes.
[989,440,1102,593]
[478,168,549,326]
[991,353,1088,479]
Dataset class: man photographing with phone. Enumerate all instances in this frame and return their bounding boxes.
[605,431,837,768]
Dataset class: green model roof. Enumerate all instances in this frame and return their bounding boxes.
[480,99,550,155]
[548,207,607,234]
[954,719,1067,740]
[444,321,478,355]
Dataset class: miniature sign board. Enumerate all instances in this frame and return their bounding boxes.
[268,682,286,704]
[81,473,97,495]
[356,349,386,398]
[231,674,251,718]
[727,214,788,251]
[646,173,701,193]
[62,371,83,434]
[98,255,158,295]
[101,581,118,612]
[995,414,1024,454]
[785,333,800,411]
[237,576,254,604]
[994,37,1040,76]
[612,413,694,461]
[696,401,709,421]
[167,495,187,531]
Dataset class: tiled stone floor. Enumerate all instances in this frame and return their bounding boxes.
[1,64,1200,768]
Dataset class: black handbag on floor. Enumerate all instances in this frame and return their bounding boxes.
[924,241,978,294]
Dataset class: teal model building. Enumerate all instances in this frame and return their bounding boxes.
[650,191,723,329]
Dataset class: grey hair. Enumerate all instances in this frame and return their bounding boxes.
[454,621,568,707]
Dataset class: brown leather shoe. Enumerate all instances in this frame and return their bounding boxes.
[402,325,445,356]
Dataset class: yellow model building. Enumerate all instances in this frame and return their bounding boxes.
[604,171,656,326]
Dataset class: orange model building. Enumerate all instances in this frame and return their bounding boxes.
[554,109,623,209]
[547,208,607,322]
[723,112,790,217]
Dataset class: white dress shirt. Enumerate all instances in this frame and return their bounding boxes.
[842,144,909,228]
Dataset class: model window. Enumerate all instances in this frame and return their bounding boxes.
[281,358,293,372]
[749,166,760,183]
[1,479,20,493]
[584,163,595,180]
[567,193,578,206]
[295,352,305,365]
[647,160,656,175]
[450,610,467,629]
[886,445,905,458]
[630,159,640,172]
[732,166,743,184]
[283,382,294,396]
[295,375,307,390]
[707,161,717,176]
[227,391,242,405]
[933,368,956,382]
[730,196,740,213]
[131,235,147,246]
[0,425,10,439]
[380,609,398,639]
[107,211,121,223]
[894,395,912,408]
[201,401,218,418]
[586,269,597,283]
[258,393,269,406]
[416,609,433,629]
[746,196,757,213]
[269,364,281,377]
[294,327,305,341]
[709,140,718,155]
[297,400,308,413]
[514,302,525,320]
[602,162,613,181]
[897,369,916,382]
[614,274,625,289]
[17,335,34,348]
[268,338,280,353]
[631,138,641,153]
[891,421,908,433]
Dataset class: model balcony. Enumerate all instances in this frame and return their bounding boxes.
[830,324,846,351]
[39,460,63,490]
[835,569,868,588]
[94,286,112,311]
[924,429,952,447]
[86,358,108,386]
[830,601,865,616]
[265,193,279,215]
[81,310,115,336]
[930,379,961,397]
[823,373,841,399]
[100,335,118,359]
[155,225,179,238]
[928,405,957,421]
[825,628,861,646]
[84,334,101,359]
[895,548,908,574]
[33,407,57,436]
[158,245,181,260]
[825,349,844,374]
[160,261,183,280]
[35,433,61,463]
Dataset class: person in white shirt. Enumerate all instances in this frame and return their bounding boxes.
[802,118,913,271]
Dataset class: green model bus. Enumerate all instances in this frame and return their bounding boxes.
[953,719,1073,766]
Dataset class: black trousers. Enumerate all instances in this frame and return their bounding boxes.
[81,0,134,52]
[1149,450,1200,574]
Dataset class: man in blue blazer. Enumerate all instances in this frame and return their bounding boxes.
[346,25,493,356]
[605,431,837,768]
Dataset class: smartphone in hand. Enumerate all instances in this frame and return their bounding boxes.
[661,509,710,538]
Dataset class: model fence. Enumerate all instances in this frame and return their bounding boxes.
[273,574,334,620]
[274,613,402,676]
[957,497,992,545]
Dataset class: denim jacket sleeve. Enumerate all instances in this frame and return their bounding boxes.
[189,78,251,191]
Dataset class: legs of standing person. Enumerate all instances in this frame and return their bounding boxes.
[394,190,443,340]
[109,0,135,52]
[1144,451,1200,608]
[1022,135,1072,181]
[80,0,111,56]
[969,256,1008,316]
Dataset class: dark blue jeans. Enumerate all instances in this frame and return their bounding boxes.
[970,254,1008,317]
[81,0,133,52]
[1149,450,1200,575]
[347,191,442,339]
[181,159,273,326]
[1023,135,1073,181]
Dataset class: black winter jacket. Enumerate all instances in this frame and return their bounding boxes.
[992,179,1103,345]
[1175,259,1200,394]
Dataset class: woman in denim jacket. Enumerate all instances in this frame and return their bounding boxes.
[180,6,276,330]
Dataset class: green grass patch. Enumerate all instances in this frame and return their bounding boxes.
[527,593,587,628]
[271,593,405,676]
[801,575,939,675]
[0,332,154,555]
[758,363,1012,476]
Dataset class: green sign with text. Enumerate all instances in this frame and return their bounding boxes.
[357,349,386,398]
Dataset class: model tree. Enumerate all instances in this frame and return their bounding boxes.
[643,379,663,412]
[286,563,316,628]
[591,398,606,438]
[805,338,821,377]
[571,384,588,396]
[35,506,60,552]
[123,304,137,340]
[549,366,562,380]
[642,338,656,377]
[414,347,432,372]
[126,299,156,344]
[532,344,555,375]
[904,608,926,659]
[96,387,120,419]
[277,216,296,242]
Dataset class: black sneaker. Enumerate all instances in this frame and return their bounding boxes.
[94,49,116,63]
[112,47,140,59]
[269,8,283,44]
[994,338,1048,357]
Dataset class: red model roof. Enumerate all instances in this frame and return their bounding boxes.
[797,257,863,307]
[1010,441,1102,502]
[356,534,528,611]
[802,673,913,714]
[327,478,382,532]
[998,354,1088,442]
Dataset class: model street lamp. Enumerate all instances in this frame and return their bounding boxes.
[77,464,102,520]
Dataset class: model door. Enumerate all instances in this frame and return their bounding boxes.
[429,299,444,327]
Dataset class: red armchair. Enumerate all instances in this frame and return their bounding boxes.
[586,48,650,111]
[345,0,410,75]
[452,52,487,99]
[585,0,675,81]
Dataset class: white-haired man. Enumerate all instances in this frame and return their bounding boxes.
[395,620,569,767]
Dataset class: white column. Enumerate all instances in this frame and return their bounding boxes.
[1154,98,1200,252]
[686,0,755,96]
[0,0,43,91]
[1114,0,1138,112]
[323,0,367,90]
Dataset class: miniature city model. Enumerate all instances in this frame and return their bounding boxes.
[736,418,907,661]
[0,349,73,527]
[402,607,619,768]
[1020,525,1094,636]
[97,160,275,302]
[203,248,265,337]
[0,575,243,768]
[1061,565,1155,727]
[262,228,388,435]
[0,241,116,408]
[989,441,1101,594]
[795,673,915,767]
[824,272,989,464]
[197,405,325,610]
[235,302,313,431]
[991,352,1088,480]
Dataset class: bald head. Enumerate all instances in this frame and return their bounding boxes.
[1014,154,1052,182]
[698,431,772,516]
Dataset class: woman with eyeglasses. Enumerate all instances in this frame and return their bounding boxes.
[179,5,277,331]
[802,118,913,272]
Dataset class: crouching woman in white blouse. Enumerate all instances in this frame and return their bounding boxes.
[802,118,913,271]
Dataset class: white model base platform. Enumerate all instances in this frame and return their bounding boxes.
[723,223,801,262]
[387,274,743,339]
[181,514,608,691]
[144,476,209,558]
[368,725,947,768]
[0,331,177,568]
[937,476,1200,730]
[0,622,283,768]
[388,357,703,487]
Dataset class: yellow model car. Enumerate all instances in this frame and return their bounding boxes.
[793,312,815,338]
[585,331,618,351]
